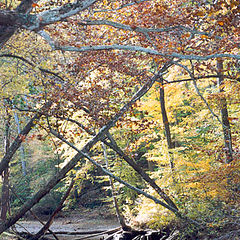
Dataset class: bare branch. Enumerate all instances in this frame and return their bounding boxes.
[53,44,240,61]
[192,80,222,124]
[93,0,150,13]
[0,54,65,82]
[164,75,220,84]
[172,61,222,124]
[37,30,56,49]
[78,19,210,36]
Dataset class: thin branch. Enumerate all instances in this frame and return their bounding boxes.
[163,75,220,84]
[92,0,150,13]
[172,61,222,124]
[56,116,95,135]
[0,54,65,82]
[192,80,222,124]
[37,30,56,49]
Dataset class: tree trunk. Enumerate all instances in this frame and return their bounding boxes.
[217,60,233,163]
[1,106,11,221]
[159,77,176,182]
[14,112,26,176]
[0,0,34,49]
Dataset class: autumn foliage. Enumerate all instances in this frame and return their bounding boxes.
[0,0,240,238]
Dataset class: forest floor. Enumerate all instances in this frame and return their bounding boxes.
[13,206,120,240]
[2,206,240,240]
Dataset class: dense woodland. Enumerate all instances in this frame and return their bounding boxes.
[0,0,240,239]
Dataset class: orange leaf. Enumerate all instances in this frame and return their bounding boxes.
[218,21,224,26]
[32,3,39,7]
[201,35,208,39]
[228,117,239,122]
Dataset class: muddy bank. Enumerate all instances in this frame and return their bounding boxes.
[15,207,120,240]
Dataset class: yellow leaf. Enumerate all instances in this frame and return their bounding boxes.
[196,11,205,16]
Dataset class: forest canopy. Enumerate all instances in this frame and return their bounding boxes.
[0,0,239,239]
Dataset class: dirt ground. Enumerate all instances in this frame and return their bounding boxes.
[13,206,120,240]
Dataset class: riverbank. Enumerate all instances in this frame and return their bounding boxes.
[14,206,120,240]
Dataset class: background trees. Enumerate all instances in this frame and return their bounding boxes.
[0,0,239,238]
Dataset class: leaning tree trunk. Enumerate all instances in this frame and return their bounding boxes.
[0,0,34,49]
[217,60,233,163]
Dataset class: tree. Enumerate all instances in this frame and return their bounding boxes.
[0,0,239,235]
[217,59,233,163]
[1,101,11,221]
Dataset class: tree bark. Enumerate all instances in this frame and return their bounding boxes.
[0,0,33,49]
[1,106,11,221]
[159,77,176,182]
[0,0,98,49]
[217,60,233,163]
[14,112,26,176]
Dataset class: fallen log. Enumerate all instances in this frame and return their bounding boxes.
[17,225,179,240]
[16,227,122,240]
[104,229,123,240]
[75,227,122,240]
[104,228,178,240]
[18,229,117,235]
